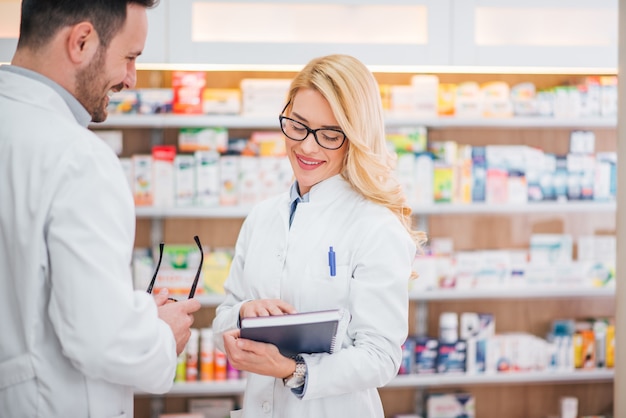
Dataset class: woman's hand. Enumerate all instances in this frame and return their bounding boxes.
[223,329,296,379]
[239,299,297,319]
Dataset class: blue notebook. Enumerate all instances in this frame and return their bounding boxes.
[240,309,350,358]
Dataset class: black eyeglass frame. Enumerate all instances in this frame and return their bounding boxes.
[146,235,204,300]
[279,115,347,151]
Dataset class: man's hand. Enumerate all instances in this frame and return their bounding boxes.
[153,288,172,307]
[158,297,202,355]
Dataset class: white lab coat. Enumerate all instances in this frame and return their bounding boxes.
[0,70,176,417]
[213,175,416,418]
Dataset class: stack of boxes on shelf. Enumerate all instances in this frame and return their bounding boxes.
[389,128,617,207]
[381,75,617,120]
[400,311,614,377]
[398,309,613,417]
[116,139,293,209]
[98,75,296,209]
[95,125,617,211]
[412,232,615,293]
[108,71,618,121]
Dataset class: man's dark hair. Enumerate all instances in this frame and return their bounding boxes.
[18,0,159,50]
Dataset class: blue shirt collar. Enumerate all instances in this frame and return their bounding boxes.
[289,181,310,206]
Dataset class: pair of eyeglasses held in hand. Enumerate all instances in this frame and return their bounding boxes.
[146,235,204,300]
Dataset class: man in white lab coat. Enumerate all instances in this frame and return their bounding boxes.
[0,1,201,417]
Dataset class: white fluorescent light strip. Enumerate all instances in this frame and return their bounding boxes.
[0,60,616,75]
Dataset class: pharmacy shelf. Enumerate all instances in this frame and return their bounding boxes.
[135,205,253,219]
[412,201,616,215]
[134,369,614,397]
[135,379,247,397]
[385,369,614,388]
[93,114,617,130]
[193,287,614,307]
[385,116,617,129]
[135,201,615,219]
[95,114,276,129]
[410,286,615,301]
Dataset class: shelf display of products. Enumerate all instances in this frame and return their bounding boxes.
[94,125,616,215]
[411,233,615,292]
[105,74,618,122]
[398,313,614,377]
[105,70,615,418]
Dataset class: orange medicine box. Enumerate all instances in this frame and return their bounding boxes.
[172,71,206,114]
[580,329,596,369]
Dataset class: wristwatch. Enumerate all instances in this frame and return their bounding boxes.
[283,355,307,388]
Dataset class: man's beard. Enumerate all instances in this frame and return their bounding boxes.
[75,48,110,123]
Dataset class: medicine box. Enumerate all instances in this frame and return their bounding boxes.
[426,393,475,418]
[152,145,176,207]
[240,78,291,116]
[194,150,220,207]
[138,88,173,114]
[132,155,153,206]
[437,341,467,374]
[172,71,206,114]
[399,337,416,375]
[460,312,495,373]
[414,336,438,374]
[154,245,204,296]
[174,155,196,207]
[202,88,241,114]
[202,248,233,295]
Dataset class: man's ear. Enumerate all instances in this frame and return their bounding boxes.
[66,22,99,65]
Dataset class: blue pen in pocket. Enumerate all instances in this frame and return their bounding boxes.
[328,246,336,277]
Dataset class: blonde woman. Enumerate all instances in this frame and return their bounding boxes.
[213,54,426,418]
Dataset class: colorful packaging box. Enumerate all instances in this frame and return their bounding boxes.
[202,248,233,294]
[174,155,196,207]
[194,150,220,207]
[152,145,176,207]
[202,88,241,114]
[399,337,416,375]
[414,336,438,374]
[172,71,206,114]
[138,88,173,114]
[152,244,204,296]
[437,341,467,374]
[426,393,475,418]
[461,312,495,373]
[132,154,153,206]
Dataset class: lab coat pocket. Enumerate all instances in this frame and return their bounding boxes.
[306,263,351,308]
[85,379,128,418]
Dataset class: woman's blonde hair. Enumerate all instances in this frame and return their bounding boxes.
[284,54,427,251]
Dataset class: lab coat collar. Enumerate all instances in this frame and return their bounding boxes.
[305,174,353,204]
[0,65,89,127]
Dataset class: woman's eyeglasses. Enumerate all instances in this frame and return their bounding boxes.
[279,115,347,150]
[146,235,204,300]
